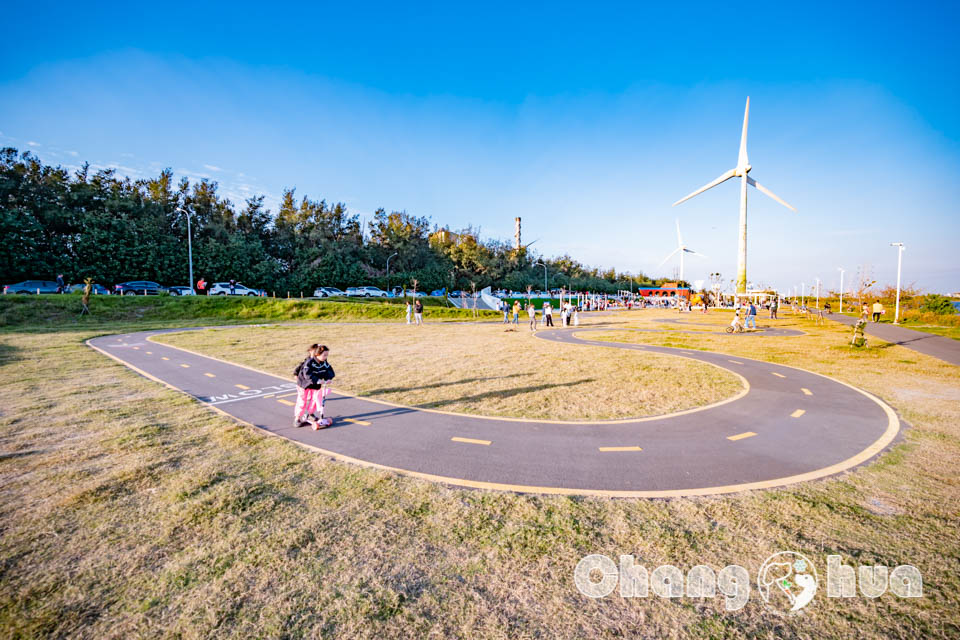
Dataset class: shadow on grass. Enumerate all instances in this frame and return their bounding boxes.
[0,340,23,366]
[363,373,531,395]
[414,378,595,409]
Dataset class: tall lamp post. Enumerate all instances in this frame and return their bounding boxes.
[177,206,194,289]
[890,243,905,324]
[837,267,845,314]
[534,261,547,294]
[815,277,821,309]
[386,252,398,293]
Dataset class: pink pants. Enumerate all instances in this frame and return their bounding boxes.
[294,387,324,419]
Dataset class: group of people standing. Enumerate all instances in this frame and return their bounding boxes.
[405,299,424,325]
[500,300,578,332]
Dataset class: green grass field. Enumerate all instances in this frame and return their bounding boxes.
[0,294,495,329]
[1,305,958,638]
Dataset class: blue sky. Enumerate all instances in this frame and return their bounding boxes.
[2,2,958,292]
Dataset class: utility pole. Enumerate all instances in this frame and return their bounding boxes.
[890,243,905,324]
[534,261,547,293]
[837,267,845,314]
[815,277,821,309]
[178,206,194,289]
[386,252,398,293]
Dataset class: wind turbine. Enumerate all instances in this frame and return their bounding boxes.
[658,219,707,283]
[672,97,796,294]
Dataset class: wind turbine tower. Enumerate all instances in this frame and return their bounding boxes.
[659,219,707,283]
[672,97,796,294]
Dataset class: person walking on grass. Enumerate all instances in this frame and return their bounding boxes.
[872,299,884,322]
[414,299,424,326]
[527,302,537,332]
[406,300,412,325]
[197,277,207,295]
[293,344,336,429]
[769,298,778,320]
[543,301,554,327]
[501,299,510,324]
[512,300,521,326]
[746,301,757,330]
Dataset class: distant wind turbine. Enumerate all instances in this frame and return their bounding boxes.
[658,219,707,283]
[672,97,796,294]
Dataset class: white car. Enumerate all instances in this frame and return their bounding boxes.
[313,287,346,297]
[209,282,261,296]
[345,286,389,298]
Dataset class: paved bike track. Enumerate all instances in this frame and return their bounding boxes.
[87,324,900,497]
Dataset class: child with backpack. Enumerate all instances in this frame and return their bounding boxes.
[293,344,336,430]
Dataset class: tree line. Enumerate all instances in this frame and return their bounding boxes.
[0,148,681,294]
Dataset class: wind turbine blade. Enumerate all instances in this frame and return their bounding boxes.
[738,97,750,168]
[658,247,681,268]
[746,176,797,211]
[684,249,709,258]
[675,219,683,247]
[672,168,737,206]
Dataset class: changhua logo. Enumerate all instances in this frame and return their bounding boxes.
[574,552,922,615]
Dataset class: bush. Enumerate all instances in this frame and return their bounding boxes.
[920,294,955,315]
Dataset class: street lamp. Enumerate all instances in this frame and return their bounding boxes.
[837,267,845,314]
[177,206,194,289]
[815,277,821,309]
[386,252,398,293]
[890,242,905,324]
[534,261,547,294]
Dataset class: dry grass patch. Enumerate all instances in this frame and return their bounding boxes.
[0,315,958,638]
[153,317,742,420]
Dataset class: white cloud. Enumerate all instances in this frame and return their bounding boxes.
[120,152,135,158]
[27,141,40,147]
[67,150,79,157]
[203,164,222,172]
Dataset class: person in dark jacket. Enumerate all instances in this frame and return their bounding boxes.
[293,344,336,428]
[414,299,424,326]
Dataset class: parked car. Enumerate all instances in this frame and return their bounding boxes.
[209,282,261,296]
[313,287,346,298]
[114,281,163,296]
[430,289,446,297]
[4,280,61,294]
[167,286,196,296]
[346,286,389,298]
[66,283,110,295]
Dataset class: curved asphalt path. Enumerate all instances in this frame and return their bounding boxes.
[87,323,900,497]
[649,317,805,337]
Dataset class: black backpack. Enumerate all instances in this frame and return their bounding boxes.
[294,358,311,386]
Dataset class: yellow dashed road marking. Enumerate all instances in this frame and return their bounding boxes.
[598,446,643,452]
[277,392,298,398]
[727,432,757,441]
[204,373,216,378]
[791,409,806,418]
[235,384,250,389]
[277,399,295,406]
[771,372,786,378]
[343,418,371,426]
[133,346,139,350]
[161,357,169,360]
[180,364,190,368]
[451,437,491,446]
[801,388,812,395]
[145,351,152,355]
